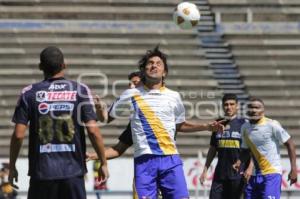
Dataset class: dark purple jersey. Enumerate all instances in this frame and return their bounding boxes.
[12,77,97,180]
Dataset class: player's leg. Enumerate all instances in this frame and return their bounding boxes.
[209,179,224,199]
[225,178,245,199]
[244,175,263,199]
[58,176,86,199]
[157,155,189,199]
[134,155,158,198]
[27,178,59,199]
[261,174,281,199]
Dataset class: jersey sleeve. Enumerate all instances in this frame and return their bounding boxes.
[12,93,30,125]
[272,120,291,144]
[118,123,133,146]
[174,93,185,124]
[108,89,133,119]
[79,84,97,123]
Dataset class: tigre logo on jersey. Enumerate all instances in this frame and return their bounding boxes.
[36,91,77,102]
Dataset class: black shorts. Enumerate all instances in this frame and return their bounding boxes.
[28,176,86,199]
[210,178,244,199]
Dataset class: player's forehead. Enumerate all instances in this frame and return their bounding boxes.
[148,56,163,63]
[223,99,237,105]
[248,100,264,108]
[130,76,140,81]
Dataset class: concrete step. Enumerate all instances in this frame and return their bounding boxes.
[0,6,213,21]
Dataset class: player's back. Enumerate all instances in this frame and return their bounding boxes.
[13,77,96,180]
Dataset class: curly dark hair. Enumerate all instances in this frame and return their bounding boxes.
[138,45,168,75]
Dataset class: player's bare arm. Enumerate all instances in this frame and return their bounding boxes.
[94,95,108,123]
[284,138,298,185]
[232,149,251,172]
[9,123,27,189]
[176,120,225,132]
[106,142,130,160]
[86,120,109,184]
[200,145,217,185]
[86,141,130,161]
[243,158,254,183]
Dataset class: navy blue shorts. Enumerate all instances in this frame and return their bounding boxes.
[27,176,86,199]
[210,178,244,199]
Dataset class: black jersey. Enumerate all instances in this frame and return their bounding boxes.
[12,77,97,180]
[210,117,246,180]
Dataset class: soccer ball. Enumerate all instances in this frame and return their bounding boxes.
[173,2,201,30]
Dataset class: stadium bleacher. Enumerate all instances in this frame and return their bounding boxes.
[0,0,298,159]
[0,0,222,157]
[209,0,300,156]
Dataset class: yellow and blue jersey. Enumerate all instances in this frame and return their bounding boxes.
[241,117,290,175]
[109,86,185,158]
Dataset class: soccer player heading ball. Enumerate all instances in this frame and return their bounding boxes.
[108,46,224,198]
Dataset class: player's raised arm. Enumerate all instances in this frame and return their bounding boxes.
[94,95,108,123]
[176,120,225,132]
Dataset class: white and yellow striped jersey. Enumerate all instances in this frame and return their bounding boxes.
[109,86,185,158]
[241,117,290,175]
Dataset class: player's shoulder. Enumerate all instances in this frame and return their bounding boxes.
[231,117,247,125]
[20,84,33,95]
[241,120,251,129]
[77,81,90,90]
[124,86,141,96]
[161,87,181,98]
[265,117,282,128]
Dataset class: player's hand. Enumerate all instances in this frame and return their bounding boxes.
[98,164,109,185]
[85,152,98,162]
[199,169,207,185]
[8,166,19,190]
[208,121,225,132]
[232,160,241,172]
[288,168,298,185]
[243,167,252,184]
[94,95,105,110]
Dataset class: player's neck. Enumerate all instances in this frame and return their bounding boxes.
[250,116,264,124]
[45,70,65,79]
[144,81,163,90]
[224,114,237,121]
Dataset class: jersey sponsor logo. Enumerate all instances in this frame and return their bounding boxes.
[38,103,50,114]
[216,131,231,138]
[36,91,77,102]
[231,131,241,138]
[48,84,67,90]
[40,143,76,153]
[218,139,240,148]
[36,91,47,102]
[51,103,74,111]
[38,103,74,114]
[148,93,161,96]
